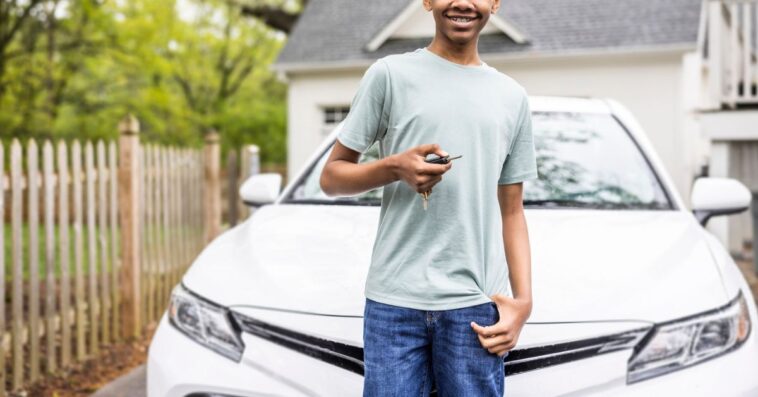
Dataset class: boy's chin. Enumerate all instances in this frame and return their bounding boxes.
[444,32,479,46]
[448,35,476,46]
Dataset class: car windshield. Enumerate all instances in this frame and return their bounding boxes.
[282,111,673,210]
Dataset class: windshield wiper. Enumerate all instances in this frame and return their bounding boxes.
[523,199,670,210]
[523,199,597,208]
[281,198,380,206]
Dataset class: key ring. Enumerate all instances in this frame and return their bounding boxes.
[420,190,430,211]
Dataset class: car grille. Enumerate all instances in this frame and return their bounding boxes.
[231,311,653,393]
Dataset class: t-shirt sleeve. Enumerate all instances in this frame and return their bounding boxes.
[336,59,391,154]
[498,94,539,185]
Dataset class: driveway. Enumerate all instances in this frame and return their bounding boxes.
[90,364,146,397]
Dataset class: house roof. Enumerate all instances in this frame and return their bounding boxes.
[273,0,703,71]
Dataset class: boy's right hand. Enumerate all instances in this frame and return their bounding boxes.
[391,143,453,194]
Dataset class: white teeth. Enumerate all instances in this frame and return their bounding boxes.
[450,17,472,22]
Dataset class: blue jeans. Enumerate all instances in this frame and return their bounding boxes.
[363,297,508,396]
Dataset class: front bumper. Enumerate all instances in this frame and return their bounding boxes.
[147,306,758,397]
[147,311,364,397]
[504,330,758,396]
[147,312,317,397]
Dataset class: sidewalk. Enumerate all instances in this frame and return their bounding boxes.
[89,365,146,397]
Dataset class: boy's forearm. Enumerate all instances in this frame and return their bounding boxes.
[321,154,400,197]
[502,209,533,305]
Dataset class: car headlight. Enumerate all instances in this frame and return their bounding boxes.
[627,290,751,384]
[168,283,245,362]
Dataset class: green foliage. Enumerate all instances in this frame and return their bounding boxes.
[0,0,287,164]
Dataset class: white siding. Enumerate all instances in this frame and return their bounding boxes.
[729,141,758,254]
[286,71,365,179]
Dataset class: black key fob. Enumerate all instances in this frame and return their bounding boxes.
[425,154,462,164]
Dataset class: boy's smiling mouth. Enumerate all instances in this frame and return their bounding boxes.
[445,11,480,27]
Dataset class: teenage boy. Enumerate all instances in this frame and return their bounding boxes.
[320,0,537,395]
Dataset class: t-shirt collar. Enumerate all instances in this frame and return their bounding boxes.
[419,47,489,70]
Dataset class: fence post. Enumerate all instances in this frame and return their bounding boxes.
[204,130,221,243]
[227,150,239,227]
[118,115,142,339]
[247,144,260,176]
[238,144,260,219]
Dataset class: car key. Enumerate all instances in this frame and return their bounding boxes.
[420,154,462,210]
[425,154,462,164]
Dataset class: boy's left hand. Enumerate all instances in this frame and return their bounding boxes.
[470,294,532,357]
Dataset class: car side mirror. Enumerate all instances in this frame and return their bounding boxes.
[690,177,752,226]
[239,173,282,207]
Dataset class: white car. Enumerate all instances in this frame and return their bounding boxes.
[147,96,758,397]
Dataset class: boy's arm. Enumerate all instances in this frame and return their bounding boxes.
[495,94,536,308]
[469,182,533,357]
[320,139,451,197]
[496,182,533,310]
[320,140,399,197]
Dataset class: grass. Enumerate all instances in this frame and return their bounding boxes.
[2,223,117,282]
[2,222,204,282]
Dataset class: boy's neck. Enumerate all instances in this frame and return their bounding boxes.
[426,36,482,67]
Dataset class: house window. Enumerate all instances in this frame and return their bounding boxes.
[324,106,351,124]
[321,106,351,136]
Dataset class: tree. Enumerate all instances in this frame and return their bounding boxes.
[234,0,309,33]
[1,0,113,139]
[169,0,282,136]
[0,0,288,165]
[0,0,44,96]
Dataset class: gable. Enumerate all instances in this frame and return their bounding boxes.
[273,0,702,70]
[365,0,526,52]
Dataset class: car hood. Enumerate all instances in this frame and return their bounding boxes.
[182,204,729,323]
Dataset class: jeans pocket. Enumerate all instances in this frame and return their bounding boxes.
[490,302,500,321]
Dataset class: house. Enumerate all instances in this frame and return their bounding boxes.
[271,0,758,255]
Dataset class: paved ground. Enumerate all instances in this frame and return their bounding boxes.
[91,251,758,397]
[90,364,146,397]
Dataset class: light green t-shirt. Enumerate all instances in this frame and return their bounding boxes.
[337,47,538,311]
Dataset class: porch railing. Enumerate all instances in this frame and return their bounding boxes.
[703,0,758,108]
